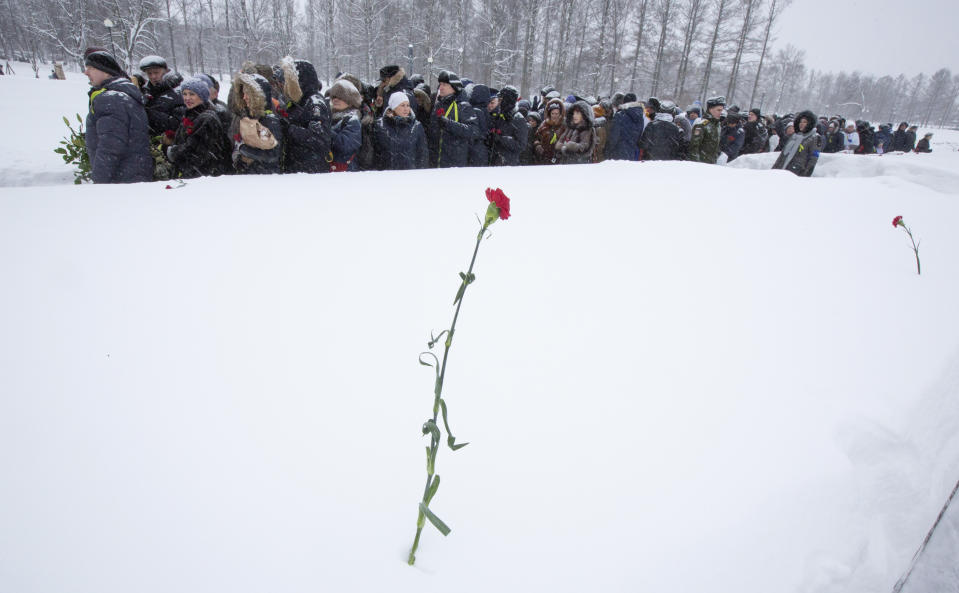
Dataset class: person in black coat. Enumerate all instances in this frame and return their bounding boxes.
[138,55,185,137]
[741,108,768,155]
[488,86,529,167]
[276,58,332,174]
[82,49,152,183]
[855,121,876,154]
[165,76,231,178]
[891,122,909,151]
[905,125,918,152]
[823,121,845,153]
[522,111,541,165]
[605,93,644,160]
[465,83,492,167]
[720,113,746,161]
[639,101,686,161]
[915,133,933,153]
[229,73,284,174]
[373,92,428,170]
[428,71,479,168]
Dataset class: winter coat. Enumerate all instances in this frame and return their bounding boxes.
[892,126,910,151]
[142,72,185,136]
[166,102,231,178]
[915,137,932,153]
[823,130,845,153]
[533,99,566,164]
[875,125,894,153]
[373,113,428,170]
[466,84,492,167]
[856,124,876,154]
[337,73,377,171]
[330,108,363,171]
[639,113,686,161]
[279,60,332,174]
[772,112,822,177]
[555,101,596,164]
[720,122,746,161]
[687,114,722,164]
[229,73,285,175]
[85,76,153,184]
[742,119,768,155]
[605,101,645,160]
[905,130,917,152]
[428,90,479,168]
[521,119,540,165]
[843,131,859,151]
[488,101,529,167]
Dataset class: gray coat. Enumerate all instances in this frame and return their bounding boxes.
[85,77,153,184]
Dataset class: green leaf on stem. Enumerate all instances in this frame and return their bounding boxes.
[419,502,451,536]
[438,398,469,451]
[423,419,441,444]
[427,474,441,503]
[418,352,439,369]
[428,330,448,350]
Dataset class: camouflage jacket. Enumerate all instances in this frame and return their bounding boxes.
[688,115,722,164]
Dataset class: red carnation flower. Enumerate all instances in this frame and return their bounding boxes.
[165,184,173,189]
[436,108,444,117]
[892,215,903,228]
[164,129,175,138]
[485,187,510,221]
[233,133,242,142]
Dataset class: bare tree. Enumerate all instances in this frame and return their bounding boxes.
[725,0,758,105]
[748,0,789,108]
[672,0,707,102]
[699,0,729,104]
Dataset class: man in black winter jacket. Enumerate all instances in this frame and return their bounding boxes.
[638,101,686,161]
[741,108,768,155]
[428,71,479,168]
[83,49,152,183]
[488,86,529,166]
[138,55,185,137]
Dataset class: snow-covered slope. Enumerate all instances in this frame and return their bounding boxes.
[1,72,957,593]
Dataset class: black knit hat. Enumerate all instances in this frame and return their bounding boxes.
[750,107,761,118]
[437,70,463,92]
[84,48,126,78]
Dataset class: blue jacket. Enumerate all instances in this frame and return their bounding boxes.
[85,76,153,184]
[373,113,428,170]
[720,123,746,161]
[466,84,492,167]
[330,110,362,171]
[605,101,645,160]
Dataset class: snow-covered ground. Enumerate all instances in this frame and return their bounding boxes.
[1,67,958,593]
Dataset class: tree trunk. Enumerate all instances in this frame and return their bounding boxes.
[628,0,649,90]
[726,0,756,105]
[650,0,673,96]
[700,0,727,104]
[748,0,777,109]
[165,0,178,71]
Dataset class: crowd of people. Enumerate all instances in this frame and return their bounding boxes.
[80,48,937,184]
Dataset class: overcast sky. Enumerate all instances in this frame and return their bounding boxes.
[775,0,959,77]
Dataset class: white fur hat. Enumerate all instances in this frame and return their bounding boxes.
[388,91,410,112]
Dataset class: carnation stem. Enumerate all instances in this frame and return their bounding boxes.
[904,226,921,275]
[408,222,489,566]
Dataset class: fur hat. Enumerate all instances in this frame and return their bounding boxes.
[388,91,410,112]
[84,49,126,78]
[750,107,761,118]
[437,70,464,92]
[623,92,637,103]
[329,79,362,109]
[379,64,400,81]
[179,76,211,102]
[138,55,167,71]
[706,96,726,109]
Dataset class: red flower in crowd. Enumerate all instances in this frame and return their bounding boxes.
[164,129,175,138]
[436,108,445,117]
[233,133,242,143]
[892,215,903,228]
[182,117,195,134]
[486,187,511,220]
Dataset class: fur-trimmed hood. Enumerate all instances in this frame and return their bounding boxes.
[413,86,432,113]
[544,97,566,120]
[566,100,594,130]
[279,57,323,105]
[794,110,817,134]
[377,66,413,100]
[231,72,272,118]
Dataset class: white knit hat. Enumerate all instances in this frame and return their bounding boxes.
[388,91,410,112]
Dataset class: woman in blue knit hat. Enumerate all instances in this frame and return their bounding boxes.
[164,76,231,178]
